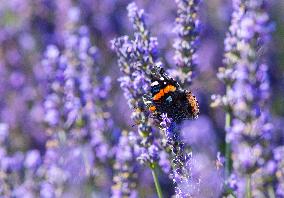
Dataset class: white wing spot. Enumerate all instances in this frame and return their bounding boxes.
[160,77,164,80]
[151,81,159,86]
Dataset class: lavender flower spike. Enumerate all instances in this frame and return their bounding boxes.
[111,2,160,166]
[274,146,284,197]
[160,114,200,197]
[127,2,159,69]
[215,0,275,196]
[41,24,113,196]
[111,131,138,198]
[172,0,201,85]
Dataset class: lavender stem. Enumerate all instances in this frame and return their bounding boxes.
[225,85,232,180]
[246,174,252,198]
[268,185,276,198]
[151,165,163,198]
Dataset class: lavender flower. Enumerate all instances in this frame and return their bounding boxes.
[0,123,10,196]
[111,131,138,198]
[0,0,46,147]
[113,3,205,197]
[0,0,283,197]
[0,123,8,144]
[171,0,200,85]
[274,146,284,197]
[160,114,200,197]
[24,150,41,170]
[0,123,42,197]
[41,13,113,195]
[42,45,62,129]
[127,2,159,65]
[111,2,160,166]
[214,0,275,196]
[43,24,111,154]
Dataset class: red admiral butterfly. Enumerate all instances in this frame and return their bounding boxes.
[143,67,199,123]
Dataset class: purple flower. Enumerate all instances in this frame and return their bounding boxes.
[40,11,113,195]
[273,146,284,197]
[2,152,24,172]
[227,174,238,192]
[111,131,138,198]
[0,123,43,197]
[0,123,9,143]
[43,24,112,157]
[214,0,275,196]
[159,150,171,174]
[171,0,201,85]
[160,113,201,197]
[111,3,160,166]
[40,182,55,198]
[42,45,63,128]
[24,150,41,170]
[0,0,282,197]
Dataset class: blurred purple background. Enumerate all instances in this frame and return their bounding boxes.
[0,0,283,197]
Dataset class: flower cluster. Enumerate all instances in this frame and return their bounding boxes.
[0,123,42,197]
[40,13,113,195]
[0,0,283,197]
[160,114,200,197]
[111,2,160,166]
[213,0,276,196]
[111,131,138,198]
[274,146,284,197]
[112,0,208,197]
[171,0,201,85]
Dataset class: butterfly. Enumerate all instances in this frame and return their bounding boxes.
[143,67,199,123]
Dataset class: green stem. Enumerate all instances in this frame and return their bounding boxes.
[224,85,232,180]
[225,111,231,179]
[246,174,252,198]
[151,165,163,198]
[268,185,276,198]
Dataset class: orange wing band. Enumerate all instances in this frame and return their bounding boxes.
[153,85,176,101]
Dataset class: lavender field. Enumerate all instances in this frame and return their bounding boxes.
[0,0,284,197]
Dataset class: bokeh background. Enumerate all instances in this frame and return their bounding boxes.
[0,0,283,197]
